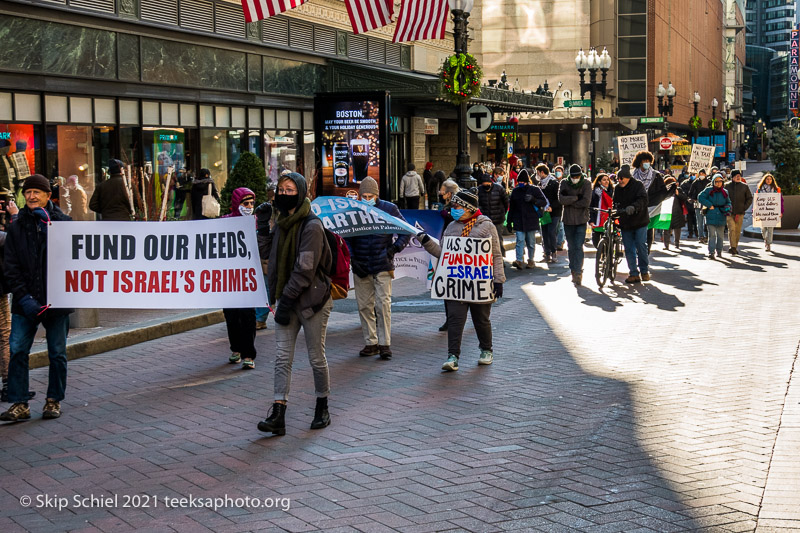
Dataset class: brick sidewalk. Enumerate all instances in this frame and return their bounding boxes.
[0,236,798,532]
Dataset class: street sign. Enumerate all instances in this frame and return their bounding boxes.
[467,105,493,133]
[659,137,673,151]
[564,99,591,108]
[639,116,665,125]
[507,143,514,156]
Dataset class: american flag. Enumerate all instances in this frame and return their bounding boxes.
[240,0,307,23]
[345,0,394,35]
[393,0,449,43]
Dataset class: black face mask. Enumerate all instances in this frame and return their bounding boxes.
[274,193,298,214]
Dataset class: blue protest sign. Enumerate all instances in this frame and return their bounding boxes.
[311,196,418,237]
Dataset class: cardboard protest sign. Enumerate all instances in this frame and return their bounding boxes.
[752,192,781,228]
[311,196,418,237]
[395,210,444,288]
[735,160,747,172]
[688,144,715,174]
[431,237,495,302]
[47,217,267,308]
[617,134,648,167]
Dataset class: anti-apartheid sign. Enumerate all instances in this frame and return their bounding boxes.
[47,217,267,308]
[311,196,418,237]
[753,192,781,228]
[688,144,715,174]
[617,134,648,167]
[431,237,495,302]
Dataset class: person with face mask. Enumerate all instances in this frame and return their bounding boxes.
[553,166,567,252]
[435,178,460,331]
[345,177,410,361]
[417,188,506,371]
[679,172,698,238]
[219,188,258,369]
[537,163,562,262]
[697,173,732,259]
[689,169,710,242]
[612,165,650,283]
[558,164,592,285]
[478,172,510,241]
[631,151,669,255]
[259,172,334,436]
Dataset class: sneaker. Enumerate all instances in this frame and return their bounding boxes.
[478,350,493,365]
[0,402,30,422]
[442,354,459,372]
[625,275,641,284]
[378,345,393,360]
[242,358,255,370]
[512,260,524,270]
[526,259,535,269]
[641,273,651,282]
[359,345,380,357]
[255,321,267,330]
[229,352,242,364]
[42,399,61,419]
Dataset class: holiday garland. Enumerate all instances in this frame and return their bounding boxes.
[439,53,483,105]
[723,118,734,131]
[708,118,720,131]
[689,116,702,130]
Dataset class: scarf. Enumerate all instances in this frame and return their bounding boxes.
[567,176,585,190]
[760,184,777,193]
[633,167,656,191]
[461,212,480,237]
[275,198,311,298]
[710,186,729,198]
[539,175,555,189]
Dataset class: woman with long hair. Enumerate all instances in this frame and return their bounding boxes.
[589,173,614,248]
[756,173,783,252]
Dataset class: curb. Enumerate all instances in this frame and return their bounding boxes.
[743,226,800,243]
[30,310,225,370]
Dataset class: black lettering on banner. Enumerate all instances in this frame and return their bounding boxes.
[196,233,207,259]
[176,234,189,260]
[237,231,247,257]
[144,235,158,260]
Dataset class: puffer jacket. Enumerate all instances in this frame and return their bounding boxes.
[689,176,710,202]
[698,185,732,226]
[4,201,73,317]
[507,183,548,232]
[345,199,410,276]
[558,177,592,225]
[477,183,509,225]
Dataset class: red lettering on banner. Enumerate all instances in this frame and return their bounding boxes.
[66,271,79,292]
[134,271,147,292]
[248,268,257,291]
[184,271,194,292]
[212,270,221,292]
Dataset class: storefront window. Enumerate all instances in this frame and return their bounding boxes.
[1,124,37,202]
[228,129,245,173]
[144,127,188,220]
[200,129,229,190]
[264,130,298,186]
[248,131,262,160]
[303,131,314,191]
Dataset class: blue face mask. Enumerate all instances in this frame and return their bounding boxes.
[450,208,465,221]
[642,163,651,171]
[363,197,376,206]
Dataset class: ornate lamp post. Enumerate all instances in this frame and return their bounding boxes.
[448,0,475,187]
[575,46,611,179]
[692,91,701,144]
[656,81,676,135]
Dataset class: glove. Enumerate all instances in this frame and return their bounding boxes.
[19,295,42,318]
[417,232,431,245]
[352,261,368,279]
[493,282,503,299]
[624,205,636,216]
[273,297,295,326]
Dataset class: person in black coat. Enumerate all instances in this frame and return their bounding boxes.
[506,170,548,269]
[89,158,134,221]
[536,164,562,263]
[477,173,509,239]
[688,169,710,242]
[612,165,651,284]
[662,177,688,250]
[191,168,220,220]
[631,151,669,254]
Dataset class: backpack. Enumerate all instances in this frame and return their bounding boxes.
[301,215,351,300]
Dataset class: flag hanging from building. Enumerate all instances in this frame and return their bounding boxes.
[241,0,307,23]
[393,0,449,43]
[345,0,394,35]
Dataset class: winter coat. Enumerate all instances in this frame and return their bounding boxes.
[590,186,614,230]
[191,177,220,220]
[633,168,669,208]
[558,178,592,225]
[424,169,441,201]
[221,187,254,218]
[67,185,89,221]
[697,185,732,226]
[539,176,563,218]
[507,184,548,232]
[256,202,273,262]
[345,199,410,276]
[689,177,710,202]
[477,182,509,225]
[0,230,7,295]
[399,171,425,199]
[612,179,650,230]
[89,175,132,221]
[667,185,688,230]
[421,214,506,285]
[725,180,753,215]
[4,201,73,317]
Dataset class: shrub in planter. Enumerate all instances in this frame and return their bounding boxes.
[220,152,268,214]
[767,124,800,196]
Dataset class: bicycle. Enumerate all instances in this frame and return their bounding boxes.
[594,208,623,288]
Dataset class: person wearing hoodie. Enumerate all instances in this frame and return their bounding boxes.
[506,169,548,269]
[417,189,506,372]
[220,187,258,369]
[191,168,220,220]
[536,163,561,263]
[399,163,426,209]
[558,164,592,285]
[612,165,650,284]
[689,169,710,243]
[724,169,753,255]
[631,151,669,254]
[756,173,782,252]
[258,172,333,436]
[697,173,732,259]
[89,158,134,221]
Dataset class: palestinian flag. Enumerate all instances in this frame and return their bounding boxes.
[648,197,674,230]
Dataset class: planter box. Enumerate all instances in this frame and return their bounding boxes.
[780,195,800,229]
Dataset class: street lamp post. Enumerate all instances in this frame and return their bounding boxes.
[448,0,475,188]
[575,47,611,179]
[657,81,676,136]
[692,92,701,145]
[710,98,718,164]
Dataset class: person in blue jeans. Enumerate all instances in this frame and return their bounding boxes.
[557,164,592,285]
[1,174,72,422]
[506,169,549,269]
[697,173,732,259]
[612,165,650,284]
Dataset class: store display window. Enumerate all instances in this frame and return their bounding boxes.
[0,124,36,199]
[264,130,298,186]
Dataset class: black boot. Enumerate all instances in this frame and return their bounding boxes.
[257,402,286,435]
[310,397,330,430]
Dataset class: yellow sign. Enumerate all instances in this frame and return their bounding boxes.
[670,145,691,156]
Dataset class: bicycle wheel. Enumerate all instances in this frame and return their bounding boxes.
[595,237,609,287]
[611,239,622,281]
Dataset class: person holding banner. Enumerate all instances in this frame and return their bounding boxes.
[259,172,333,436]
[697,173,732,259]
[724,170,753,255]
[756,173,782,252]
[612,165,650,284]
[89,159,134,221]
[558,164,592,286]
[631,151,669,254]
[1,174,72,422]
[417,189,505,372]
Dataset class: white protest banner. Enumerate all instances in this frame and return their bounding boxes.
[431,237,494,302]
[688,144,715,174]
[735,160,747,172]
[752,192,781,228]
[47,217,267,308]
[617,134,648,167]
[311,196,418,237]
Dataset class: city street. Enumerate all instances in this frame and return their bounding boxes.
[1,224,798,532]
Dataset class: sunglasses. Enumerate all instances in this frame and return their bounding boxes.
[241,200,255,206]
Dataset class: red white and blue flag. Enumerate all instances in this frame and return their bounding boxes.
[393,0,449,43]
[345,0,394,35]
[241,0,308,23]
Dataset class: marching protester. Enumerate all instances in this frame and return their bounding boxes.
[399,163,426,209]
[436,179,460,331]
[1,174,72,422]
[424,163,441,209]
[589,173,614,249]
[191,168,220,220]
[558,164,592,286]
[697,173,732,259]
[478,172,510,242]
[89,158,134,221]
[689,169,710,243]
[756,173,782,252]
[417,188,506,371]
[506,169,548,269]
[612,165,650,284]
[680,173,698,238]
[724,169,753,255]
[346,177,410,360]
[553,165,567,253]
[258,172,333,435]
[537,164,561,263]
[631,151,669,254]
[255,185,275,330]
[662,177,688,250]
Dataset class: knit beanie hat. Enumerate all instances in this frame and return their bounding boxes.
[359,176,379,197]
[22,173,51,193]
[617,164,633,180]
[451,188,479,210]
[730,169,742,179]
[569,164,583,177]
[479,172,493,184]
[517,169,531,183]
[108,159,124,176]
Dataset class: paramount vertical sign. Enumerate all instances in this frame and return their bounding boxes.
[791,26,799,116]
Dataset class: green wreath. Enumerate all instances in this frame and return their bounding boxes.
[723,118,733,131]
[708,118,720,131]
[689,116,702,130]
[439,53,483,105]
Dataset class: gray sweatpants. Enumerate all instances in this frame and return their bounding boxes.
[273,298,332,402]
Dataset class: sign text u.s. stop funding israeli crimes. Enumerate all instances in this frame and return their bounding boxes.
[431,236,495,303]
